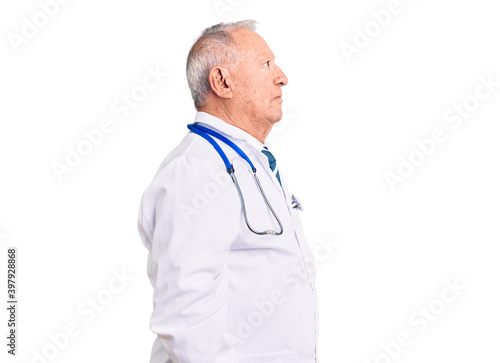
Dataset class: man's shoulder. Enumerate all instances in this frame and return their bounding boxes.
[145,131,231,195]
[156,131,224,175]
[139,130,239,225]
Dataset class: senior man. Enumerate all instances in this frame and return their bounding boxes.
[137,20,319,363]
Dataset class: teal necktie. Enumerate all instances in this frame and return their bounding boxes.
[261,146,282,187]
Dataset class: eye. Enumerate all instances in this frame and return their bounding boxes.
[264,60,270,67]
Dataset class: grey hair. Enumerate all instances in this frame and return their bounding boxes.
[186,20,257,109]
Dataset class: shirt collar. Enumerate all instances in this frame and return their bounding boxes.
[193,111,265,152]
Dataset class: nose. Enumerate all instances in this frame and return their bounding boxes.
[275,66,288,87]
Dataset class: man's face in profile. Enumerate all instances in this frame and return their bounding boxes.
[229,28,289,126]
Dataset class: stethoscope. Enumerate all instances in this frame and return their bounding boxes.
[187,123,303,236]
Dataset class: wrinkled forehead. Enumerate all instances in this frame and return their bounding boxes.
[231,28,274,62]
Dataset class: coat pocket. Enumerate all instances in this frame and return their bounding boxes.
[236,350,298,362]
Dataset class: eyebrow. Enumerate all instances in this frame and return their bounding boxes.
[259,53,276,61]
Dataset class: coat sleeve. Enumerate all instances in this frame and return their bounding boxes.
[137,155,241,363]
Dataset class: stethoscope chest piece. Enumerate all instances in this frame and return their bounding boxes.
[291,194,304,211]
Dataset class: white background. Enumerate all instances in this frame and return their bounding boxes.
[1,0,499,362]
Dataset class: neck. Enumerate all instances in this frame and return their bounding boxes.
[198,105,272,144]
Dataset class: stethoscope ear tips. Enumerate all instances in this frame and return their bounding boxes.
[291,194,304,211]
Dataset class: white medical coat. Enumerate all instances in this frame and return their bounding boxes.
[137,111,319,363]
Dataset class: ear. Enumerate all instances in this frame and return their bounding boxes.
[208,66,233,100]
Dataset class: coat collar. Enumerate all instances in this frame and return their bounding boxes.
[193,111,288,202]
[193,111,266,152]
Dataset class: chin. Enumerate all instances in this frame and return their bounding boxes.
[269,110,283,123]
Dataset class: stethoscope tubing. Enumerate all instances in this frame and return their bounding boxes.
[188,123,256,171]
[187,123,284,236]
